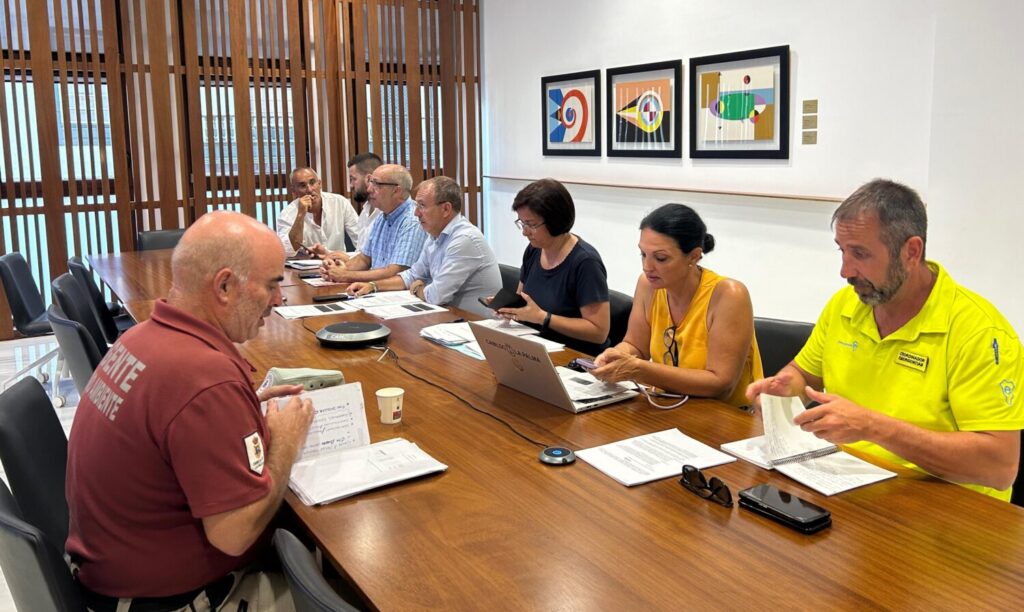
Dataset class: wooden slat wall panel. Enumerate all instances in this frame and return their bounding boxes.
[0,0,481,339]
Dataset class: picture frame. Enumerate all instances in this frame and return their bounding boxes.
[605,60,683,158]
[541,70,601,156]
[689,45,790,159]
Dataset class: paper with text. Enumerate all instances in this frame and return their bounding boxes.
[262,383,370,461]
[289,438,447,505]
[577,429,735,486]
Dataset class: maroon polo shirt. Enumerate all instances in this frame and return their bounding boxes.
[66,300,273,597]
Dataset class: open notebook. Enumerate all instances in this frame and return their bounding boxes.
[721,394,896,495]
[278,383,447,505]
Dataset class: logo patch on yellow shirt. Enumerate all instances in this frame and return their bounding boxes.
[244,431,265,475]
[895,350,928,372]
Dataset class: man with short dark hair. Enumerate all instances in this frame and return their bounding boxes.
[747,179,1024,501]
[277,166,358,256]
[347,176,501,315]
[347,152,383,253]
[321,164,427,283]
[67,211,314,608]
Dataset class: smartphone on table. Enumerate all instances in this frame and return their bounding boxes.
[738,484,831,534]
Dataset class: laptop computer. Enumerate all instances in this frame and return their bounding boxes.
[469,322,637,413]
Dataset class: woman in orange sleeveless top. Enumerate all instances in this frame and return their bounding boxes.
[592,204,762,409]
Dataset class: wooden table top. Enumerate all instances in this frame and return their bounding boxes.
[90,251,1024,610]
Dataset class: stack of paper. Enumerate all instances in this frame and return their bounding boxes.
[290,438,448,505]
[302,276,341,287]
[577,429,735,486]
[286,259,322,270]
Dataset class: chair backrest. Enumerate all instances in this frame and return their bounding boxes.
[137,228,185,251]
[608,289,633,347]
[0,479,83,611]
[273,529,359,612]
[753,316,815,377]
[48,304,103,395]
[68,256,119,345]
[0,252,50,336]
[498,263,519,294]
[0,377,71,549]
[51,273,108,358]
[1012,431,1024,507]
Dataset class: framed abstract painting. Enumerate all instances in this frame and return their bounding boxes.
[605,60,682,158]
[689,45,790,159]
[541,70,601,156]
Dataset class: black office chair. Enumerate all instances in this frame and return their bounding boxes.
[0,479,84,612]
[273,529,359,612]
[753,316,815,377]
[1012,431,1024,507]
[137,228,185,251]
[0,377,71,549]
[498,263,520,294]
[608,289,633,346]
[0,252,64,395]
[48,304,103,395]
[52,273,109,358]
[68,256,134,345]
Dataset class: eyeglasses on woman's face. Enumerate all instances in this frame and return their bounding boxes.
[514,218,545,232]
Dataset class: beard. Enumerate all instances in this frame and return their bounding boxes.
[848,258,907,306]
[353,188,369,205]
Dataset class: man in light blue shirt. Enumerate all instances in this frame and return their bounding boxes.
[322,164,427,283]
[348,176,501,316]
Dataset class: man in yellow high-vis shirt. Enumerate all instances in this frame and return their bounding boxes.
[748,179,1023,501]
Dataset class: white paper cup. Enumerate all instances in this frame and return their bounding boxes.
[376,387,404,424]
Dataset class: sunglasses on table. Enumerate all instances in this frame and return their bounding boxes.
[679,464,732,508]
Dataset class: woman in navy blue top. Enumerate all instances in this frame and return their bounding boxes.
[498,179,610,356]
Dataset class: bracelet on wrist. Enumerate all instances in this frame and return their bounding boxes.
[369,281,378,293]
[541,311,552,332]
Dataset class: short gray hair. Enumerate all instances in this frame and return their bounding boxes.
[832,179,928,259]
[419,176,463,213]
[289,167,320,184]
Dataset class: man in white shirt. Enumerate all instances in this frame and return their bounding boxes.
[347,176,500,316]
[276,167,358,256]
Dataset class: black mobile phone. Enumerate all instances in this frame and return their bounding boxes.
[312,293,350,303]
[738,484,831,534]
[298,271,321,279]
[480,287,527,310]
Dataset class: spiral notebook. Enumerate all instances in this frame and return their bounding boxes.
[721,394,896,495]
[761,394,838,465]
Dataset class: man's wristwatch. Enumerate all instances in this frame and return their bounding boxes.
[369,281,378,293]
[541,311,552,332]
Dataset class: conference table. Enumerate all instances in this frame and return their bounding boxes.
[90,250,1024,610]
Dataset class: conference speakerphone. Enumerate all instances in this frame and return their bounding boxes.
[316,321,391,348]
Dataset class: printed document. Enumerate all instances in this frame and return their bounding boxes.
[280,382,447,504]
[274,301,358,320]
[577,429,735,486]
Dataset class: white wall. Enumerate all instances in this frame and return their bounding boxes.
[480,0,1024,331]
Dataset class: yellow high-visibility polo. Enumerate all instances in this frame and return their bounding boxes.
[795,262,1024,501]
